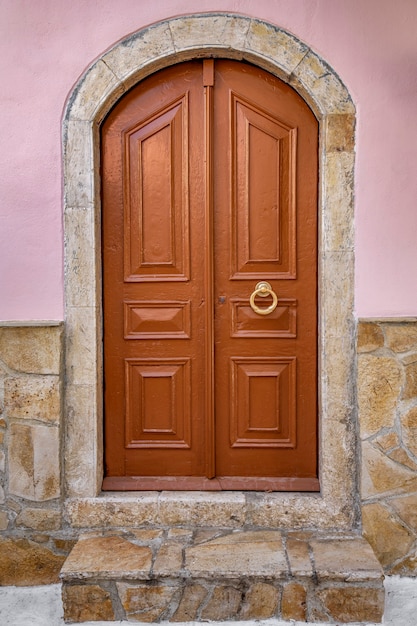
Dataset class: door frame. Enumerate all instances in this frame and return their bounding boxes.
[63,14,357,530]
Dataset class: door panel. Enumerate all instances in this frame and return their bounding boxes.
[213,61,317,482]
[102,60,318,490]
[102,63,208,478]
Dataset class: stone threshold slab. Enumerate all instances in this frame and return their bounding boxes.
[61,529,384,624]
[64,492,349,530]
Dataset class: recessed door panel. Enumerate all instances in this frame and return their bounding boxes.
[102,59,318,490]
[125,96,190,281]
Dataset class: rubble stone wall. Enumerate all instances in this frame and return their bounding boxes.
[0,323,72,585]
[1,321,417,585]
[359,319,417,574]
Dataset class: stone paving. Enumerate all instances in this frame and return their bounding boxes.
[61,529,384,623]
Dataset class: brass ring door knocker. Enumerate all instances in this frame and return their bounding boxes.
[249,281,278,316]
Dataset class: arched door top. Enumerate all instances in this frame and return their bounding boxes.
[64,14,354,125]
[63,14,357,533]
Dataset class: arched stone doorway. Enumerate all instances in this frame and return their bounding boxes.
[63,14,356,530]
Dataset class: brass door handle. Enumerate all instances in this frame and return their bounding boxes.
[249,281,278,316]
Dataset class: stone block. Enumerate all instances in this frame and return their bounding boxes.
[241,581,279,619]
[5,376,60,423]
[170,15,249,55]
[286,536,312,576]
[102,21,175,86]
[388,447,417,471]
[281,582,306,621]
[153,542,183,575]
[311,537,383,581]
[362,502,414,569]
[358,321,384,352]
[172,584,207,621]
[358,355,402,438]
[245,20,308,77]
[402,406,417,457]
[320,252,354,339]
[0,537,65,585]
[403,361,417,400]
[391,552,417,575]
[16,508,61,531]
[159,491,245,527]
[322,153,355,252]
[64,383,99,498]
[117,582,177,622]
[389,493,417,535]
[318,586,384,623]
[385,324,417,353]
[61,535,152,580]
[132,528,164,541]
[362,441,417,498]
[64,495,159,528]
[324,113,355,153]
[290,49,355,115]
[200,585,241,621]
[0,325,62,374]
[185,530,287,578]
[63,121,95,208]
[66,60,124,123]
[0,449,5,472]
[64,207,96,307]
[65,307,98,386]
[62,584,115,622]
[0,510,9,530]
[375,431,399,452]
[9,422,60,501]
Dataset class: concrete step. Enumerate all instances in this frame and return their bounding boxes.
[60,529,384,624]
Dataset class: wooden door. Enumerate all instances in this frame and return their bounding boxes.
[102,60,318,491]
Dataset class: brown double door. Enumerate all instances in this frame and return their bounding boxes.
[102,60,318,491]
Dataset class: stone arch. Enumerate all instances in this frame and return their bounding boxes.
[63,14,357,530]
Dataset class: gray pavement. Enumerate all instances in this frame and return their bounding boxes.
[0,577,416,626]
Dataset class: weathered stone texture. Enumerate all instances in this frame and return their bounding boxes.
[0,510,9,530]
[385,324,417,352]
[402,406,417,457]
[324,113,355,153]
[311,537,383,581]
[318,586,384,623]
[358,355,402,438]
[362,441,417,498]
[16,508,61,531]
[61,535,152,580]
[172,584,207,621]
[5,376,60,423]
[153,542,183,575]
[281,582,306,621]
[9,422,60,501]
[201,585,241,621]
[404,360,417,399]
[117,583,177,622]
[63,584,115,622]
[286,536,312,576]
[61,529,384,622]
[0,538,65,585]
[241,582,279,619]
[357,321,384,353]
[185,530,287,578]
[0,325,62,374]
[359,319,417,575]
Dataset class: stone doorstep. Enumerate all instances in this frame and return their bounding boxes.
[60,529,384,624]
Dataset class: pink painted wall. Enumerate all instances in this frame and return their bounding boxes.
[1,0,417,319]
